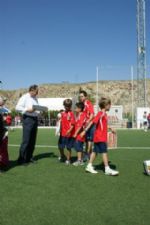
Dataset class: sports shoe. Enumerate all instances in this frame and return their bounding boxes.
[65,160,71,165]
[73,160,84,166]
[105,168,119,176]
[58,156,66,162]
[29,158,38,164]
[85,164,98,174]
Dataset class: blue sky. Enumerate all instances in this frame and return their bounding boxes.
[0,0,150,90]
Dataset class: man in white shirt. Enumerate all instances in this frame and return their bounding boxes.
[16,84,39,164]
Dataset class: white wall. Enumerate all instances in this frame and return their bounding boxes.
[136,107,150,129]
[107,105,123,121]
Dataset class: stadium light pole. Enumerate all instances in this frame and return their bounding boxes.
[131,66,134,128]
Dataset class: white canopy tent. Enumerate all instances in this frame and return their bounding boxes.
[38,98,72,111]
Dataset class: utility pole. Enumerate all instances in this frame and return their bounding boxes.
[137,0,146,107]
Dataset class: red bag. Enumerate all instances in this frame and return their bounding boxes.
[107,132,117,149]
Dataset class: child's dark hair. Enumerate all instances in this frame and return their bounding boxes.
[99,97,111,109]
[75,102,84,111]
[79,90,87,97]
[63,99,72,107]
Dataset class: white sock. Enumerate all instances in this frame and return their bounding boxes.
[105,166,110,171]
[88,163,92,167]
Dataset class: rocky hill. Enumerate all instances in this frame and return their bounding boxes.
[1,80,150,114]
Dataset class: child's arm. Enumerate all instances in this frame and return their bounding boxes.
[66,124,74,136]
[73,127,82,138]
[80,120,93,138]
[86,113,94,125]
[66,112,75,136]
[55,121,61,136]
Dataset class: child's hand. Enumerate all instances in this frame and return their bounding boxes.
[66,130,71,136]
[80,131,85,138]
[27,107,35,113]
[73,134,77,138]
[55,131,60,136]
[110,128,116,134]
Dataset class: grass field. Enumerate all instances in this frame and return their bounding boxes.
[0,129,150,225]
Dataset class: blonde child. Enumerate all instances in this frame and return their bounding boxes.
[81,97,119,176]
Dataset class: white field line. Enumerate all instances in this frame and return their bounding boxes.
[10,127,147,130]
[8,144,150,150]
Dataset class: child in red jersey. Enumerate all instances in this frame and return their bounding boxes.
[79,90,94,160]
[73,102,86,166]
[58,99,75,165]
[81,97,119,176]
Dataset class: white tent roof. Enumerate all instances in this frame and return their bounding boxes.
[38,98,72,111]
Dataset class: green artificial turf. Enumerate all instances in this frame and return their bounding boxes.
[0,129,150,225]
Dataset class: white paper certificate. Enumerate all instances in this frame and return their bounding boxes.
[33,105,48,112]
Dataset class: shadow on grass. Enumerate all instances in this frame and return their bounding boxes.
[33,152,57,161]
[1,160,18,172]
[94,161,117,172]
[143,172,150,176]
[71,156,78,163]
[1,152,57,172]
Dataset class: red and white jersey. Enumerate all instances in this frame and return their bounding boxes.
[60,110,75,137]
[83,99,94,122]
[93,111,107,143]
[74,112,86,142]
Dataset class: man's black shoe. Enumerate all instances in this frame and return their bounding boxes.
[29,158,38,164]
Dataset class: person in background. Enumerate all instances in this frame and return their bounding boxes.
[0,97,10,114]
[143,111,148,132]
[147,113,150,130]
[0,98,9,173]
[81,97,119,176]
[15,115,21,126]
[79,90,94,161]
[5,113,12,127]
[16,84,39,165]
[58,99,75,165]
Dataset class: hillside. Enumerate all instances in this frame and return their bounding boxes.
[1,80,150,114]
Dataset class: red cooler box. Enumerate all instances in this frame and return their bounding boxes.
[107,132,117,149]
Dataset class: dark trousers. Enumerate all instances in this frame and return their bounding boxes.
[18,115,38,163]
